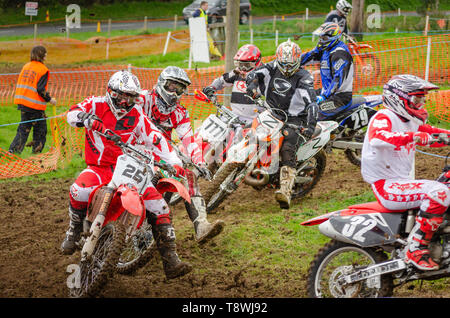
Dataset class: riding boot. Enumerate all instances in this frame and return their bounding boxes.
[61,205,85,255]
[405,212,443,271]
[185,196,225,244]
[151,221,192,279]
[274,166,297,209]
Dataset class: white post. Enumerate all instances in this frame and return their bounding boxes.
[306,8,309,20]
[65,15,70,39]
[174,14,178,30]
[106,38,110,60]
[425,36,432,81]
[250,28,253,44]
[398,8,401,16]
[163,31,171,56]
[424,15,429,36]
[188,40,192,69]
[34,24,37,42]
[144,16,148,31]
[238,31,240,43]
[275,30,279,47]
[107,18,111,37]
[273,15,276,31]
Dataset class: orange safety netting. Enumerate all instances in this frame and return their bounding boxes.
[0,34,449,179]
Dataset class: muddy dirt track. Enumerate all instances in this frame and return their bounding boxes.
[1,147,449,298]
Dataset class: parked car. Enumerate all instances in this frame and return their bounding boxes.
[182,0,251,25]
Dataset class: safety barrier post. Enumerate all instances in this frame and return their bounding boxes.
[250,28,253,44]
[306,8,309,20]
[425,36,432,81]
[275,30,279,47]
[424,15,429,36]
[107,18,111,36]
[144,16,148,31]
[106,38,110,60]
[273,15,276,31]
[174,14,178,30]
[163,31,171,56]
[33,24,37,42]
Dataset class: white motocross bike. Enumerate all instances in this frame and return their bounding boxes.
[202,96,339,213]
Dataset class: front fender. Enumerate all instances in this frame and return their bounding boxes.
[156,178,191,204]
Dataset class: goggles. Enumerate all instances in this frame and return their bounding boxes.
[409,94,426,110]
[234,60,257,72]
[109,90,139,108]
[164,79,187,96]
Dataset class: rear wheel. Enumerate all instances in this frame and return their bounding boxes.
[116,219,156,275]
[69,222,125,298]
[307,240,394,298]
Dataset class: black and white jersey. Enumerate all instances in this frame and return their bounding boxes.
[248,61,318,118]
[209,70,263,123]
[325,10,348,34]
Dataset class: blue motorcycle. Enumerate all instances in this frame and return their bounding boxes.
[320,94,383,166]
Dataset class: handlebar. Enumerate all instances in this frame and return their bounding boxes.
[429,133,450,145]
[98,129,177,176]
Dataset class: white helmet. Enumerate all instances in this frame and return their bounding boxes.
[275,39,302,77]
[155,66,191,115]
[106,70,141,119]
[336,0,352,16]
[383,74,439,126]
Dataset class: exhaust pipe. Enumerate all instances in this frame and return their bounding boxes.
[244,169,270,187]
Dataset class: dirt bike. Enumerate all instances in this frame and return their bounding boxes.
[301,134,450,298]
[323,94,383,166]
[193,89,247,174]
[67,129,190,297]
[202,95,339,213]
[343,33,381,78]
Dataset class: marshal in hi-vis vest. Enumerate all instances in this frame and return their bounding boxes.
[14,61,49,110]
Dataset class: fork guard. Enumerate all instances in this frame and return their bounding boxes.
[156,178,191,204]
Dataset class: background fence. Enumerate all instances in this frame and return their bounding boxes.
[0,34,449,179]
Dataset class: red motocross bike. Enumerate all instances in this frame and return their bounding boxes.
[301,133,450,298]
[67,129,190,297]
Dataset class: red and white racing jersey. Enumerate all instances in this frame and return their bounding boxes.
[361,108,449,184]
[67,95,182,167]
[138,89,204,164]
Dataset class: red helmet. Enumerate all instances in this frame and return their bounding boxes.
[233,44,262,72]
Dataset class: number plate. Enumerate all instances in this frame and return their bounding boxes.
[197,115,229,143]
[257,110,283,131]
[112,155,147,190]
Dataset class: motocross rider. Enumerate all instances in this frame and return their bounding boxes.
[325,0,353,35]
[361,74,450,271]
[138,66,225,244]
[300,22,354,120]
[61,70,192,280]
[246,39,319,209]
[202,44,264,125]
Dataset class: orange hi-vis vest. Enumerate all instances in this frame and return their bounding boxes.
[14,61,49,110]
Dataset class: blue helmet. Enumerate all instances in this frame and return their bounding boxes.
[317,22,342,50]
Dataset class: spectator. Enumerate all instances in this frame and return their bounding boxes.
[9,46,56,154]
[192,1,209,22]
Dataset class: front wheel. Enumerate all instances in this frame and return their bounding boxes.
[307,240,394,298]
[116,219,156,275]
[69,221,126,298]
[343,129,366,167]
[291,150,326,199]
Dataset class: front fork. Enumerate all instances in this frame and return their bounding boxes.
[81,186,114,262]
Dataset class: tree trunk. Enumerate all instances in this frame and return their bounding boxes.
[350,0,365,41]
[223,0,240,107]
